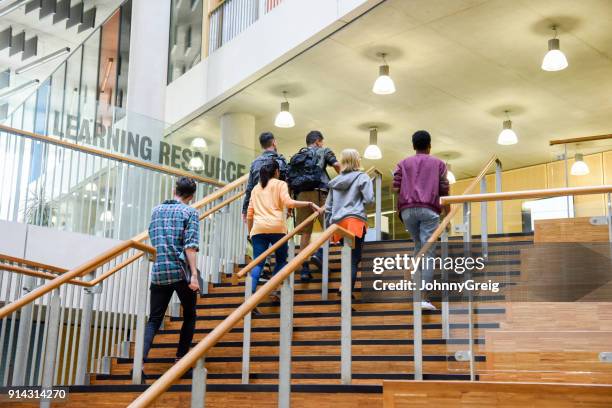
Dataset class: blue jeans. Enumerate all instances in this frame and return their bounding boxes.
[251,233,289,293]
[401,207,440,286]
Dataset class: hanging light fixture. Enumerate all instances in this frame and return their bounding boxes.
[191,137,208,150]
[274,91,295,128]
[364,127,382,160]
[99,210,114,223]
[189,156,205,171]
[497,110,518,145]
[372,53,396,95]
[541,26,568,72]
[570,152,589,176]
[84,182,98,192]
[446,163,457,184]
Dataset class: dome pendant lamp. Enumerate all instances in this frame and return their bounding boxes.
[497,110,518,145]
[364,127,382,160]
[570,152,589,176]
[446,163,457,184]
[541,26,568,72]
[274,91,295,128]
[372,53,396,95]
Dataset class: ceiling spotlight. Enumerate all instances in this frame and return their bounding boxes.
[446,163,457,184]
[191,137,208,150]
[189,156,205,171]
[274,91,295,128]
[372,53,396,95]
[570,153,589,176]
[541,26,568,72]
[364,127,382,160]
[497,110,518,145]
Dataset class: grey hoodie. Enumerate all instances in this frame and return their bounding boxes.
[325,171,374,225]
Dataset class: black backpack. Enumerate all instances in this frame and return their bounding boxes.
[287,147,323,193]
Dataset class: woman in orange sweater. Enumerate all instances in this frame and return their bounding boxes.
[247,159,320,300]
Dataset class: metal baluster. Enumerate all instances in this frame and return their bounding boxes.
[40,290,61,408]
[278,239,295,407]
[495,160,503,233]
[340,239,352,384]
[12,276,35,385]
[412,260,423,381]
[607,193,612,243]
[76,274,97,385]
[191,357,207,408]
[441,231,450,340]
[463,202,475,381]
[241,273,253,384]
[480,177,488,259]
[132,256,150,384]
[321,236,329,301]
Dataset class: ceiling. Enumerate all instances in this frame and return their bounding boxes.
[171,0,612,180]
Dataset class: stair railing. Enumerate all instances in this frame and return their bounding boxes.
[439,183,612,381]
[0,130,249,388]
[128,222,356,408]
[405,154,500,382]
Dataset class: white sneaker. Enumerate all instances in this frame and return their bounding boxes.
[421,301,437,310]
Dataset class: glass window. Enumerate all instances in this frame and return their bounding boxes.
[168,0,203,83]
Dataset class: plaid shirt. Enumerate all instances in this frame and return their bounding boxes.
[148,199,200,285]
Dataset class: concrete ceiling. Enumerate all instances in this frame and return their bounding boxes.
[173,0,612,180]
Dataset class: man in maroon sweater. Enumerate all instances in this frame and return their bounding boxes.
[393,130,450,310]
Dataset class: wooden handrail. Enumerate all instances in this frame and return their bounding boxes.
[549,134,612,146]
[0,124,225,187]
[235,211,320,279]
[0,253,67,274]
[404,155,498,276]
[441,184,612,204]
[0,240,155,319]
[128,224,354,408]
[366,166,383,178]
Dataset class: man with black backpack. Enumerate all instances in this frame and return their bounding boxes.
[242,132,289,221]
[288,130,341,281]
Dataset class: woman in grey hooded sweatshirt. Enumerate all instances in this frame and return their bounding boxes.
[325,149,374,293]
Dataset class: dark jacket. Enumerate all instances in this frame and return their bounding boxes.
[242,150,288,215]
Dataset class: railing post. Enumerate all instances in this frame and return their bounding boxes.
[75,280,97,385]
[495,160,503,234]
[321,238,329,301]
[480,177,488,259]
[132,256,150,385]
[12,276,34,386]
[607,193,612,243]
[191,357,207,408]
[40,289,61,408]
[463,202,475,381]
[340,240,352,384]
[241,273,253,384]
[441,231,450,340]
[412,263,423,381]
[375,173,382,241]
[278,239,295,408]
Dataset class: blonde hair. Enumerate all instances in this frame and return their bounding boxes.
[340,148,362,173]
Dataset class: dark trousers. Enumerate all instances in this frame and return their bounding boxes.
[342,227,366,291]
[250,233,288,293]
[143,280,197,361]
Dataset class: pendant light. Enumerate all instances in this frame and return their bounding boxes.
[274,91,295,128]
[541,26,568,72]
[497,110,518,145]
[189,156,205,171]
[570,152,589,176]
[364,127,382,160]
[99,210,114,223]
[372,53,396,95]
[446,163,456,184]
[191,137,207,150]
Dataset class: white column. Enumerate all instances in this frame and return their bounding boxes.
[220,113,256,182]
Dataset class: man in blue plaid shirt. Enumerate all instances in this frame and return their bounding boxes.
[142,177,200,370]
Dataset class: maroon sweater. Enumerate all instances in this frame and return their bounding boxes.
[393,153,449,214]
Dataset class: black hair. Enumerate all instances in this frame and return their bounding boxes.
[306,130,324,145]
[412,130,431,151]
[259,159,279,189]
[259,132,275,149]
[175,177,197,198]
